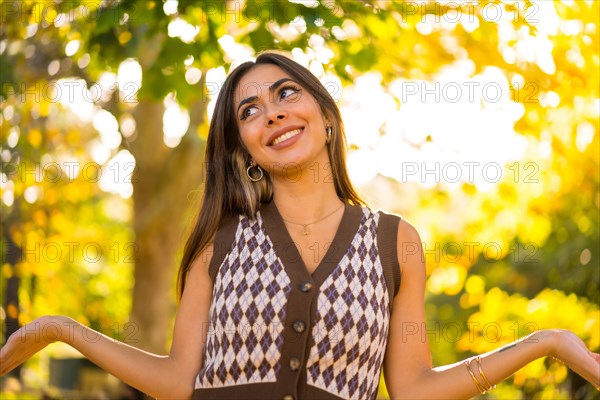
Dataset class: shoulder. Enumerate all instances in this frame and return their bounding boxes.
[395,218,425,278]
[376,209,421,247]
[397,218,422,244]
[375,209,424,276]
[189,240,215,276]
[181,240,215,302]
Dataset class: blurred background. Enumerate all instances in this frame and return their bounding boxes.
[0,0,598,399]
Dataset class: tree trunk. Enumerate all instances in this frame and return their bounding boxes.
[128,99,205,353]
[2,233,22,379]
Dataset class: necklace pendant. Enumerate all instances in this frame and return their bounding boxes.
[303,225,311,235]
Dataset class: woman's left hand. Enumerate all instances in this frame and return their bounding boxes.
[546,328,600,390]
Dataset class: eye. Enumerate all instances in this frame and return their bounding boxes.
[240,105,258,120]
[279,86,300,101]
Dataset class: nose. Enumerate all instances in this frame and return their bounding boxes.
[265,109,287,126]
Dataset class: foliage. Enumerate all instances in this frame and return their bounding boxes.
[1,0,598,398]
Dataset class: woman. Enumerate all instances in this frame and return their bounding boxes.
[1,52,598,399]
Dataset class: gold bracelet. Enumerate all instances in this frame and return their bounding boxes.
[465,358,487,394]
[475,356,496,391]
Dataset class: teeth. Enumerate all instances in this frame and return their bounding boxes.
[272,128,302,145]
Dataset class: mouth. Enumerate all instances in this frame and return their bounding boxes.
[268,127,304,146]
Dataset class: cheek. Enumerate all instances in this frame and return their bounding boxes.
[307,102,326,126]
[237,125,261,152]
[237,129,251,149]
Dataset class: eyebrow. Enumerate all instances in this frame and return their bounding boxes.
[236,78,297,114]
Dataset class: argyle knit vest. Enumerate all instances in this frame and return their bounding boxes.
[192,201,401,400]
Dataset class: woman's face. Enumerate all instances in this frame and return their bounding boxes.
[233,64,329,177]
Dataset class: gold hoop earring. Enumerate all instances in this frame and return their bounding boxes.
[246,160,264,182]
[326,126,332,144]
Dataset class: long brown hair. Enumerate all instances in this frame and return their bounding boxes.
[177,51,366,298]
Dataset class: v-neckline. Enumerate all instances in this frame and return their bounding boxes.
[259,200,363,287]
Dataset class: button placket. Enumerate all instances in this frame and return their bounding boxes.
[271,241,319,400]
[289,357,301,371]
[284,280,313,380]
[299,281,313,292]
[292,320,306,333]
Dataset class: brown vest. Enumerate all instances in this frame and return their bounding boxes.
[193,201,401,400]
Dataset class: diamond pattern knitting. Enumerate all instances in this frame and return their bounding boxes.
[196,213,291,388]
[306,209,391,400]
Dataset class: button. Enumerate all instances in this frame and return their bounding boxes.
[289,357,301,371]
[282,396,294,400]
[299,281,313,292]
[293,320,306,333]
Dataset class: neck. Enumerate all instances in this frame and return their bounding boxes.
[271,161,343,222]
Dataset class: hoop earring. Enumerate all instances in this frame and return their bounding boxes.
[246,160,264,182]
[326,126,332,144]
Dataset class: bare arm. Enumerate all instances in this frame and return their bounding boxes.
[383,221,600,399]
[1,244,214,400]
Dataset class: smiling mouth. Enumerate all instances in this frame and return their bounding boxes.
[270,128,303,146]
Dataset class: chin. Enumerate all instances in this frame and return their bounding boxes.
[268,146,328,172]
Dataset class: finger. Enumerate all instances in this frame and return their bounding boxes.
[0,337,41,376]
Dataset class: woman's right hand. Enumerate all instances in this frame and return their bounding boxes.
[546,328,600,390]
[0,315,68,375]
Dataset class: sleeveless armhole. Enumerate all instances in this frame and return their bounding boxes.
[207,214,240,282]
[377,211,402,308]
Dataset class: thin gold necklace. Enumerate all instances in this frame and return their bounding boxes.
[280,203,344,236]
